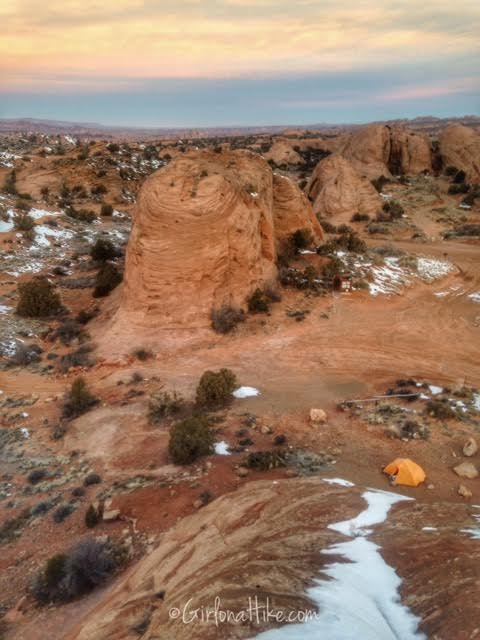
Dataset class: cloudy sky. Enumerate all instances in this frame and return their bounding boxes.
[0,0,479,127]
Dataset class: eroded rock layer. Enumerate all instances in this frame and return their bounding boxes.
[439,124,480,183]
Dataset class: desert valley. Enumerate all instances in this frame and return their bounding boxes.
[0,114,479,639]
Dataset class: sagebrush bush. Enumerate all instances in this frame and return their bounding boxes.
[351,212,370,222]
[211,306,245,334]
[93,263,122,297]
[55,319,83,345]
[59,344,95,373]
[16,277,62,318]
[247,288,269,314]
[291,228,313,250]
[31,539,117,604]
[85,505,100,529]
[90,238,118,262]
[133,347,153,361]
[65,207,97,223]
[100,203,113,216]
[168,415,214,464]
[426,399,455,420]
[149,390,184,423]
[196,368,237,408]
[62,377,97,419]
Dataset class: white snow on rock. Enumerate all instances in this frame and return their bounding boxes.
[254,489,424,640]
[0,217,14,233]
[28,208,62,220]
[33,225,73,247]
[214,441,231,456]
[323,478,355,487]
[428,385,443,396]
[20,428,30,439]
[461,509,480,540]
[369,257,411,296]
[417,257,454,283]
[0,304,11,314]
[468,292,480,303]
[233,386,260,399]
[422,527,438,532]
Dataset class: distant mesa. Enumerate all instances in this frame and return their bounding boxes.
[118,149,322,328]
[306,154,381,221]
[439,124,480,183]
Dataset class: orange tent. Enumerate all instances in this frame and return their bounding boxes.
[383,458,426,487]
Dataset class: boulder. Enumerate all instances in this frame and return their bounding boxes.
[463,437,478,457]
[310,408,327,424]
[457,484,473,499]
[306,155,381,222]
[453,462,478,479]
[439,124,480,183]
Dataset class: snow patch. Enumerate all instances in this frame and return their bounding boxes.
[428,385,443,396]
[214,441,231,456]
[468,292,480,303]
[323,478,355,487]
[233,386,260,399]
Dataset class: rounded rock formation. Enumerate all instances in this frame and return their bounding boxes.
[119,149,322,329]
[265,140,303,166]
[306,154,381,222]
[439,124,480,183]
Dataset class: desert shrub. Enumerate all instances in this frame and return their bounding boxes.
[90,238,118,262]
[444,165,458,176]
[381,200,404,220]
[211,306,245,334]
[84,473,101,486]
[59,344,95,373]
[447,183,469,195]
[91,184,107,196]
[16,277,62,317]
[40,186,50,199]
[247,288,269,314]
[149,390,184,422]
[53,504,75,523]
[426,399,455,420]
[168,416,214,464]
[76,307,99,325]
[100,203,113,216]
[322,256,343,281]
[246,450,287,470]
[133,347,153,361]
[196,369,237,408]
[93,263,122,297]
[371,175,389,193]
[15,198,31,212]
[31,499,56,516]
[3,169,17,195]
[32,539,117,604]
[453,169,466,184]
[367,222,391,235]
[319,219,337,234]
[28,469,47,485]
[461,192,476,207]
[85,505,100,529]
[62,377,98,419]
[0,507,31,544]
[8,342,42,367]
[291,228,313,250]
[351,212,370,222]
[55,319,83,345]
[107,143,119,153]
[445,223,480,238]
[65,207,97,223]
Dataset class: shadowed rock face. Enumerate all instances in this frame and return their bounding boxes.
[120,149,322,328]
[339,124,432,179]
[439,124,480,183]
[306,154,381,221]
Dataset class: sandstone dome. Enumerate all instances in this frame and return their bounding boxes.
[119,149,322,329]
[264,139,303,165]
[439,124,480,183]
[340,124,432,179]
[306,154,381,222]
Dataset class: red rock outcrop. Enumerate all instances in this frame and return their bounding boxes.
[439,124,480,183]
[119,150,321,329]
[306,154,381,221]
[340,124,432,178]
[264,140,303,165]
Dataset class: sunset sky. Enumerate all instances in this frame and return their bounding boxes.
[0,0,479,127]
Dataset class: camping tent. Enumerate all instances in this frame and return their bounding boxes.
[383,458,426,487]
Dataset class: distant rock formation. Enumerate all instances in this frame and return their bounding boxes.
[339,124,432,179]
[119,149,322,328]
[264,140,303,165]
[306,154,381,221]
[439,124,480,183]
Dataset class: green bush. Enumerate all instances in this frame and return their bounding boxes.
[132,347,153,361]
[211,306,245,334]
[426,399,455,420]
[65,207,97,223]
[3,170,17,195]
[93,263,122,297]
[16,277,62,318]
[90,238,118,262]
[351,212,370,222]
[168,416,214,464]
[62,377,98,419]
[85,505,100,529]
[31,539,117,604]
[14,212,35,232]
[196,368,237,408]
[247,288,269,314]
[291,228,313,250]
